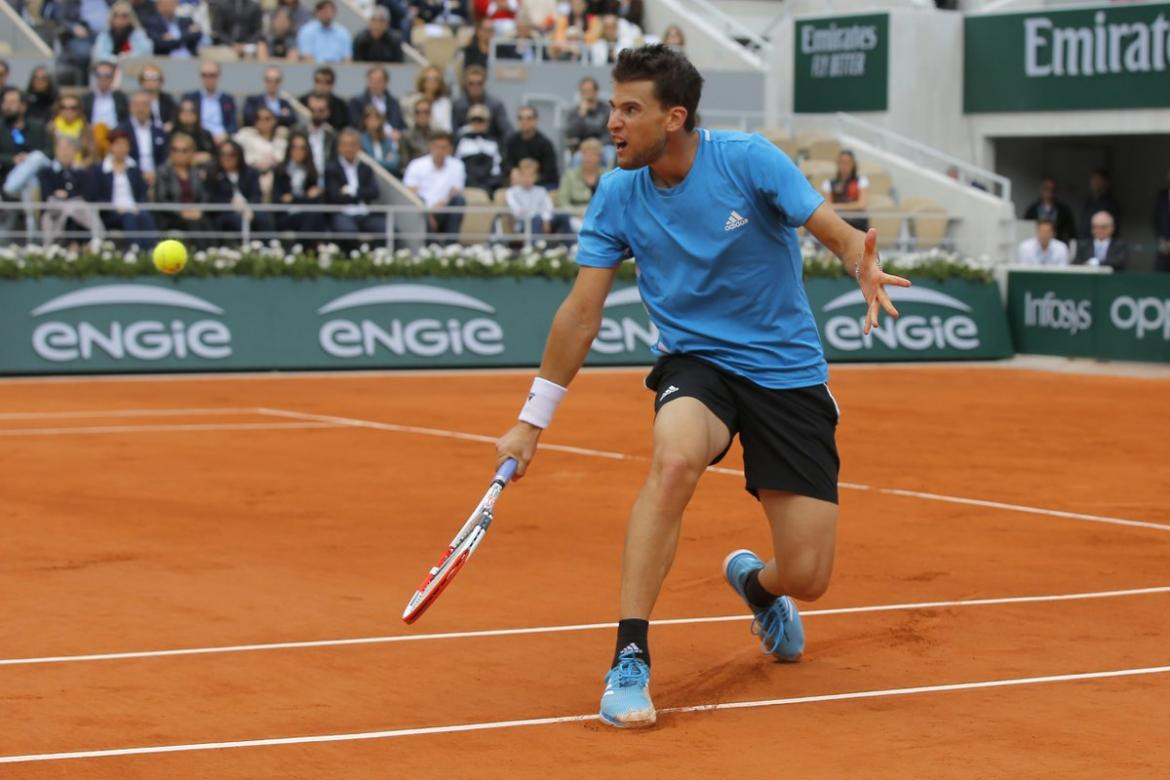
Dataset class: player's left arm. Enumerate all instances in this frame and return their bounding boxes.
[804,203,911,334]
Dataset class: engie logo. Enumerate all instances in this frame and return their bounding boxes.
[317,284,504,358]
[1110,295,1170,340]
[30,284,232,363]
[822,287,980,352]
[591,287,659,355]
[1024,290,1092,335]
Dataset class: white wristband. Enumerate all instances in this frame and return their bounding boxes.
[518,377,567,429]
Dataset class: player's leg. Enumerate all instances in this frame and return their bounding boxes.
[755,492,837,601]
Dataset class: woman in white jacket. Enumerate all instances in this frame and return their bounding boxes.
[233,106,288,203]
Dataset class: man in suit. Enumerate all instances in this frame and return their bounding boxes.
[118,91,168,187]
[325,128,384,244]
[243,67,297,128]
[146,0,202,57]
[1074,210,1128,271]
[299,66,349,131]
[0,86,51,185]
[303,92,337,175]
[182,62,238,144]
[84,61,130,130]
[87,128,155,248]
[210,0,264,57]
[347,65,405,133]
[138,65,177,130]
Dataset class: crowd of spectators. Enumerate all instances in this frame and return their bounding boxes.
[1017,170,1141,271]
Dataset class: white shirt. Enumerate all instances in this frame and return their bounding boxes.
[200,91,225,136]
[131,119,155,173]
[264,94,283,114]
[1092,238,1110,264]
[1016,237,1069,266]
[91,91,118,127]
[339,157,369,217]
[506,184,553,222]
[403,154,466,208]
[103,157,138,212]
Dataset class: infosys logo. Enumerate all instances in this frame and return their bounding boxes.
[1024,290,1092,335]
[30,284,232,362]
[822,287,980,352]
[317,284,504,358]
[591,286,659,355]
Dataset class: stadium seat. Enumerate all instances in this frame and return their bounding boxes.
[493,187,514,235]
[806,137,842,162]
[460,188,497,245]
[901,196,949,250]
[865,170,893,197]
[421,35,460,69]
[867,193,902,250]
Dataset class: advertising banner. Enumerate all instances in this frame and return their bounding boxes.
[965,3,1170,112]
[0,276,1011,375]
[794,13,889,113]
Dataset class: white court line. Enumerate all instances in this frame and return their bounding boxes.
[2,664,1168,764]
[257,407,1170,533]
[0,407,262,421]
[0,422,343,437]
[3,585,1167,667]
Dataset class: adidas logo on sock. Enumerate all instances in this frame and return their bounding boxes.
[659,385,679,401]
[724,210,749,231]
[621,642,643,656]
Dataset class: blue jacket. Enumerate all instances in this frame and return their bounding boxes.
[144,14,201,57]
[117,120,169,171]
[180,91,239,136]
[87,159,149,214]
[242,95,297,128]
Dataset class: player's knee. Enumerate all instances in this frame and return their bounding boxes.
[786,564,832,601]
[650,450,704,495]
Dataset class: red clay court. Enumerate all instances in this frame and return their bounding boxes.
[1,363,1168,777]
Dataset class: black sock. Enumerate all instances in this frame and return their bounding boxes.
[744,569,781,609]
[612,618,650,668]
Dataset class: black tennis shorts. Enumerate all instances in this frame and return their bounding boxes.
[644,353,841,504]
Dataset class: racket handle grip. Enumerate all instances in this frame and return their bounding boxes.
[495,458,518,483]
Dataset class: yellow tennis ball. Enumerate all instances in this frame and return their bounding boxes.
[153,239,188,275]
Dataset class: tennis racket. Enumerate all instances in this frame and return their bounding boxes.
[401,458,518,624]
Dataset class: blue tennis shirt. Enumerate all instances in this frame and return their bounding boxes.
[576,129,828,389]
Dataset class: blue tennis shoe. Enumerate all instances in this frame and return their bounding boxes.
[723,549,805,662]
[599,646,656,728]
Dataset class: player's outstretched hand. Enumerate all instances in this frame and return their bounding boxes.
[495,422,542,479]
[857,228,912,334]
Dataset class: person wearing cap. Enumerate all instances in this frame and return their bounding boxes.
[455,103,503,194]
[353,6,404,63]
[87,128,155,248]
[297,0,353,64]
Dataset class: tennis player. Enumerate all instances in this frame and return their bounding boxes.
[495,44,910,728]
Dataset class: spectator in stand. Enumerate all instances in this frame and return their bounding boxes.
[399,98,433,165]
[89,128,155,248]
[50,95,92,162]
[353,6,404,62]
[823,149,869,232]
[519,0,558,31]
[210,0,264,57]
[0,61,6,88]
[506,157,569,238]
[94,2,154,61]
[1016,218,1069,266]
[244,67,297,128]
[138,65,177,130]
[207,138,273,236]
[1074,210,1128,270]
[171,97,216,167]
[402,131,465,242]
[84,61,129,131]
[461,18,493,72]
[298,0,353,63]
[151,131,211,238]
[556,136,604,231]
[451,65,511,145]
[359,106,400,175]
[303,92,336,174]
[1079,169,1122,239]
[38,134,102,247]
[347,65,406,135]
[550,0,600,61]
[147,0,201,57]
[25,67,58,125]
[46,2,100,80]
[300,66,349,131]
[234,105,287,204]
[129,0,163,33]
[588,12,640,65]
[474,0,516,24]
[183,62,238,144]
[1,86,51,194]
[454,103,502,194]
[272,130,326,236]
[503,104,557,189]
[118,91,168,186]
[375,0,411,40]
[661,23,684,50]
[264,8,300,60]
[497,16,547,62]
[564,75,609,155]
[1155,168,1170,272]
[326,128,385,242]
[403,65,452,134]
[615,0,643,28]
[276,0,311,31]
[413,0,469,26]
[1024,176,1075,244]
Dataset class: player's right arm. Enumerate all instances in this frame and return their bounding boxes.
[495,265,618,477]
[496,171,628,478]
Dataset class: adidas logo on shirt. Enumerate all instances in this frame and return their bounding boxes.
[659,385,679,401]
[724,210,749,231]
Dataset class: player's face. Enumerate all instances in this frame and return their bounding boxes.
[608,80,669,170]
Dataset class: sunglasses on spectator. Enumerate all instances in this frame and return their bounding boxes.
[291,142,308,149]
[142,73,161,82]
[113,11,130,17]
[171,145,193,153]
